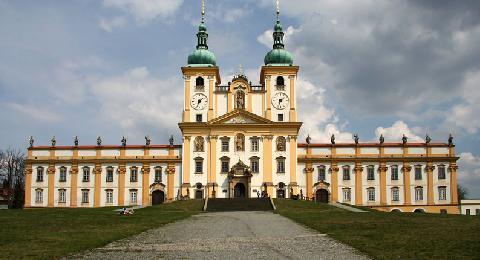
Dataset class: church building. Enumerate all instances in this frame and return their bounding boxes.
[24,1,460,214]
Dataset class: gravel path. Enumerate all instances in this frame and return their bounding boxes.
[74,211,369,259]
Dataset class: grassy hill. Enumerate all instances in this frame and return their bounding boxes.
[274,199,480,259]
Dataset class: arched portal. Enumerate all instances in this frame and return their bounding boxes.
[414,208,426,213]
[315,189,329,203]
[234,183,246,198]
[152,190,165,205]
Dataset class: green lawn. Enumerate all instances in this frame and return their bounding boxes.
[274,199,480,259]
[0,200,203,259]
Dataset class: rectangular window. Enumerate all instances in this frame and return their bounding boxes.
[415,166,422,180]
[343,167,350,180]
[391,166,399,181]
[367,188,375,202]
[277,114,284,122]
[106,190,113,204]
[277,159,285,173]
[221,140,229,152]
[438,165,446,180]
[221,161,229,173]
[106,168,113,182]
[343,189,351,202]
[318,166,326,182]
[466,209,470,215]
[367,166,375,180]
[82,190,89,204]
[35,189,43,203]
[83,167,90,182]
[438,186,447,200]
[196,114,203,122]
[58,189,66,203]
[251,160,259,173]
[130,168,138,182]
[251,138,259,152]
[154,167,162,182]
[415,187,424,201]
[130,190,138,204]
[36,168,44,182]
[391,188,399,202]
[195,161,203,174]
[59,167,67,182]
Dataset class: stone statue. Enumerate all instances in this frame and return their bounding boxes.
[425,134,431,144]
[194,137,204,152]
[306,134,311,145]
[379,134,384,144]
[276,137,286,151]
[97,136,102,146]
[145,135,151,146]
[402,134,408,144]
[121,136,127,147]
[448,134,453,146]
[354,134,359,144]
[331,134,335,145]
[74,136,79,147]
[29,136,34,148]
[169,135,174,146]
[236,91,245,109]
[235,134,245,151]
[51,136,56,147]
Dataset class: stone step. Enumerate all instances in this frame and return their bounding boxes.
[207,198,273,212]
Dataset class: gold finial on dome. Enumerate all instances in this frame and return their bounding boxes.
[276,0,280,21]
[201,0,205,23]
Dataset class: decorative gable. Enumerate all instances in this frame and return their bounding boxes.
[207,109,274,125]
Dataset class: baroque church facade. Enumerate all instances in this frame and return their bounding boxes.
[24,3,460,214]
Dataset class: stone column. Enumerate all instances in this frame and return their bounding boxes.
[142,165,150,206]
[330,165,339,202]
[380,164,388,205]
[208,76,214,120]
[449,164,458,204]
[118,165,126,206]
[47,165,55,207]
[262,135,274,196]
[402,164,412,205]
[305,165,314,199]
[166,165,175,201]
[93,164,102,207]
[288,135,298,195]
[183,75,191,122]
[208,135,218,198]
[265,76,272,119]
[426,164,435,205]
[182,136,191,197]
[288,75,297,121]
[70,165,78,207]
[354,164,363,206]
[24,167,33,207]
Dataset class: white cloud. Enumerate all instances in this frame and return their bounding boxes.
[457,152,480,198]
[102,0,183,23]
[257,26,301,49]
[374,121,423,142]
[99,16,127,32]
[2,103,61,122]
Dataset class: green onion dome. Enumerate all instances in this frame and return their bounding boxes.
[264,21,293,66]
[188,49,216,66]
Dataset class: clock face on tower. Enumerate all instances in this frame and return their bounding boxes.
[190,93,208,110]
[272,92,289,110]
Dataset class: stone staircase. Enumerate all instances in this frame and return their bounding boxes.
[206,198,274,212]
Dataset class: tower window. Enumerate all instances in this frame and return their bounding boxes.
[277,114,284,122]
[195,76,204,87]
[196,114,203,122]
[276,76,285,86]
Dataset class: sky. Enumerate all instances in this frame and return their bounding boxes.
[0,0,479,198]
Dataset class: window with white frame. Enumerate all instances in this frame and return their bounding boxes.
[58,189,66,203]
[415,165,422,180]
[154,166,162,182]
[343,188,351,202]
[106,189,113,204]
[318,166,326,182]
[367,166,375,180]
[251,138,259,152]
[250,157,259,173]
[81,189,89,203]
[438,186,447,200]
[438,165,446,180]
[106,167,114,182]
[59,167,67,182]
[367,188,375,202]
[36,167,44,182]
[391,187,399,202]
[343,166,351,180]
[130,167,138,182]
[391,165,399,181]
[276,157,286,173]
[221,138,229,152]
[82,166,90,182]
[130,189,138,204]
[221,157,230,173]
[195,158,203,174]
[415,186,424,201]
[35,189,43,203]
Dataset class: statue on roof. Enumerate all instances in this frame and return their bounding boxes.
[379,134,384,144]
[29,136,34,148]
[402,134,408,144]
[331,134,335,145]
[425,134,431,144]
[145,135,151,146]
[121,136,127,147]
[448,134,454,146]
[51,136,56,147]
[306,134,311,145]
[97,136,102,146]
[354,134,359,144]
[169,135,174,146]
[74,136,79,147]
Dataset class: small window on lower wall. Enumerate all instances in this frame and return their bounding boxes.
[342,188,351,202]
[440,209,447,214]
[81,189,89,204]
[438,186,447,200]
[35,189,43,203]
[130,189,138,205]
[476,209,480,215]
[220,156,230,174]
[466,209,470,215]
[415,186,424,201]
[58,189,66,203]
[367,187,375,202]
[106,189,113,204]
[391,187,399,202]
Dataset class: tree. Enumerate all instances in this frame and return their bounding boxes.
[0,148,25,209]
[458,184,468,201]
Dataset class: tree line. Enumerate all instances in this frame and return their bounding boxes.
[0,148,25,209]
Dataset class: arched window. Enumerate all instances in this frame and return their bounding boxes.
[342,166,351,180]
[235,133,245,151]
[276,76,285,86]
[276,136,286,151]
[59,166,67,182]
[195,76,204,87]
[194,136,205,152]
[36,167,44,182]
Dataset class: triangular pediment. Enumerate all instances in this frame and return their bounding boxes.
[207,109,274,125]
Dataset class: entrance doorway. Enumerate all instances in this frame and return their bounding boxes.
[195,189,204,199]
[315,189,329,203]
[152,190,165,205]
[234,183,246,198]
[277,189,285,198]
